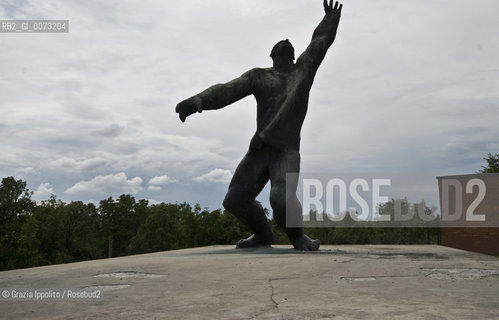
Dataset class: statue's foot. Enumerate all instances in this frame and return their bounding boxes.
[236,233,273,249]
[292,235,320,251]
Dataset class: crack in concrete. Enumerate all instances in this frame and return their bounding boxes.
[268,279,279,308]
[249,278,281,319]
[94,271,167,278]
[340,275,415,282]
[420,267,499,280]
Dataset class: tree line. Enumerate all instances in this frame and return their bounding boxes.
[2,155,496,270]
[0,176,255,271]
[0,176,445,271]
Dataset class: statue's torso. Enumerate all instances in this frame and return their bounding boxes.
[250,66,314,150]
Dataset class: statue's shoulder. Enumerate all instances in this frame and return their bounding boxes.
[242,67,271,78]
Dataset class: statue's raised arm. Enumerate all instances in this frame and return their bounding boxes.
[296,0,342,73]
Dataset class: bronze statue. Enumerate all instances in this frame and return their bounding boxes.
[176,0,343,251]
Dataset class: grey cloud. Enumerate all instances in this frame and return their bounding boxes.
[1,0,498,210]
[134,97,167,109]
[91,124,125,137]
[0,0,32,19]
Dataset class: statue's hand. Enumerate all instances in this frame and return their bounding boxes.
[323,0,342,16]
[175,96,202,123]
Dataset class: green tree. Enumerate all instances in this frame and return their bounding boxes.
[0,177,36,270]
[63,201,103,260]
[32,196,70,264]
[302,198,441,245]
[195,208,249,246]
[0,177,35,235]
[128,202,192,253]
[13,215,43,268]
[99,195,150,257]
[479,153,499,173]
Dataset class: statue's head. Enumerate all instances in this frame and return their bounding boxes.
[270,39,295,62]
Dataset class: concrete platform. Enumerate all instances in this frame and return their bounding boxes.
[1,245,498,319]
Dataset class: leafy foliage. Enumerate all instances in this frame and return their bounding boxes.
[0,176,441,271]
[479,153,499,173]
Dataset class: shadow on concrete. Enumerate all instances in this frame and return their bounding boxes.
[177,245,450,260]
[177,246,346,256]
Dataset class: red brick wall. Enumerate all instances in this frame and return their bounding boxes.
[442,228,499,256]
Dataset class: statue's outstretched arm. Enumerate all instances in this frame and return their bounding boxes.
[296,0,342,72]
[176,70,256,122]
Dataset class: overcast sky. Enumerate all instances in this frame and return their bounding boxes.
[1,0,498,210]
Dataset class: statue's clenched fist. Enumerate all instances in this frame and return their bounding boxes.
[175,96,202,122]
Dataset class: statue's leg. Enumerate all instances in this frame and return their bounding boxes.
[223,149,274,247]
[269,149,320,251]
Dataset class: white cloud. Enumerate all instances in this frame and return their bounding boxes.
[194,169,232,184]
[64,172,143,196]
[146,174,178,192]
[149,175,178,185]
[85,199,99,206]
[33,183,55,201]
[51,157,108,172]
[16,167,35,174]
[148,185,162,191]
[147,199,162,205]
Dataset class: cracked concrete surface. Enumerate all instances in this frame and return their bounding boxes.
[0,245,498,319]
[267,279,279,308]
